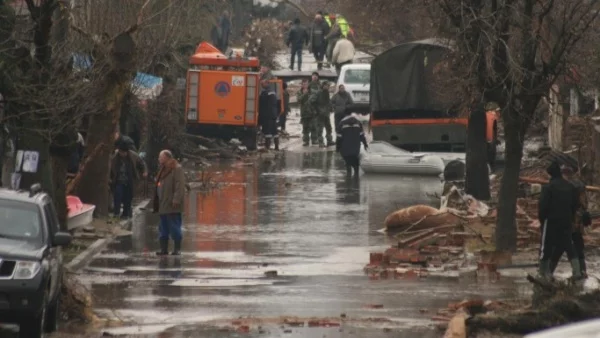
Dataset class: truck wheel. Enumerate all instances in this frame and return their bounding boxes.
[20,292,47,338]
[243,128,258,151]
[44,290,60,333]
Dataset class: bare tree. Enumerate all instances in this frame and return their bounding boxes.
[428,0,600,251]
[69,0,221,216]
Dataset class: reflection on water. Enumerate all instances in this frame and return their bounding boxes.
[78,150,519,337]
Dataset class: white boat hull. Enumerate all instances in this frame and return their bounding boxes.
[360,153,445,176]
[67,204,95,230]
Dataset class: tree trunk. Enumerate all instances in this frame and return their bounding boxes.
[75,92,122,217]
[495,118,525,252]
[51,155,68,231]
[465,105,491,200]
[73,31,137,217]
[548,85,563,150]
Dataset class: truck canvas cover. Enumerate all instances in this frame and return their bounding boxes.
[370,38,457,116]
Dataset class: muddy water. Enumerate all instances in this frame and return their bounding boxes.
[71,151,522,337]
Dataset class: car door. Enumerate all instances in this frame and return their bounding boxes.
[43,202,60,300]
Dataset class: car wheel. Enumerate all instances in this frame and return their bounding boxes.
[19,292,47,338]
[44,290,60,333]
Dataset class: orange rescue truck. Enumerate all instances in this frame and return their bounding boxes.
[186,42,284,150]
[370,39,499,165]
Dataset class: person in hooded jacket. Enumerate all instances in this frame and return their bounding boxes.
[286,18,309,71]
[331,84,354,135]
[538,161,583,281]
[549,165,591,278]
[310,14,330,70]
[259,80,279,150]
[336,111,368,178]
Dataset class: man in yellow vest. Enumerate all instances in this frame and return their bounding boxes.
[319,11,332,27]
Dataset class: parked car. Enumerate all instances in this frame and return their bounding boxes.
[524,319,600,338]
[0,184,72,338]
[335,63,371,115]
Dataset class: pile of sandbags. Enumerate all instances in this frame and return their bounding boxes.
[242,18,286,68]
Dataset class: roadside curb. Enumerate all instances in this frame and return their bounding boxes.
[66,199,150,273]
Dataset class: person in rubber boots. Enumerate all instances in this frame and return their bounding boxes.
[336,111,368,178]
[259,80,279,150]
[310,81,335,147]
[537,161,583,281]
[298,79,318,146]
[153,150,186,256]
[549,165,591,278]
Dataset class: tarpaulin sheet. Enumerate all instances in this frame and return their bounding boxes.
[370,39,454,113]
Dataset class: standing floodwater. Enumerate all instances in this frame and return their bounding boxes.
[74,151,521,337]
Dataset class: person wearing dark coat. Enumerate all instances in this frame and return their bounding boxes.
[537,161,583,281]
[335,112,368,177]
[211,10,231,53]
[110,142,147,219]
[549,165,591,278]
[286,18,309,71]
[310,14,330,70]
[259,80,279,150]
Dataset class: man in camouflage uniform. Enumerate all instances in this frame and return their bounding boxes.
[310,80,334,147]
[298,79,317,146]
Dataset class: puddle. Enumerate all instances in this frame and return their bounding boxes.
[81,151,520,337]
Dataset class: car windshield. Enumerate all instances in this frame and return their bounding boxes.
[0,200,42,242]
[343,69,370,85]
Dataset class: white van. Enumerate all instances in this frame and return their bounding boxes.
[336,63,371,115]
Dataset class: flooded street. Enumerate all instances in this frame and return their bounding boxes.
[74,149,523,337]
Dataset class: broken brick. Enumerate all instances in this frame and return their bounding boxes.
[384,248,427,265]
[370,252,384,265]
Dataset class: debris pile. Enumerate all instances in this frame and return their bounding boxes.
[367,187,499,279]
[60,272,94,323]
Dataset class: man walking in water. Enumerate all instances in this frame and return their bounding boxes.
[336,111,368,178]
[154,150,186,256]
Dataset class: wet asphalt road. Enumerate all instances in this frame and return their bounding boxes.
[56,149,525,338]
